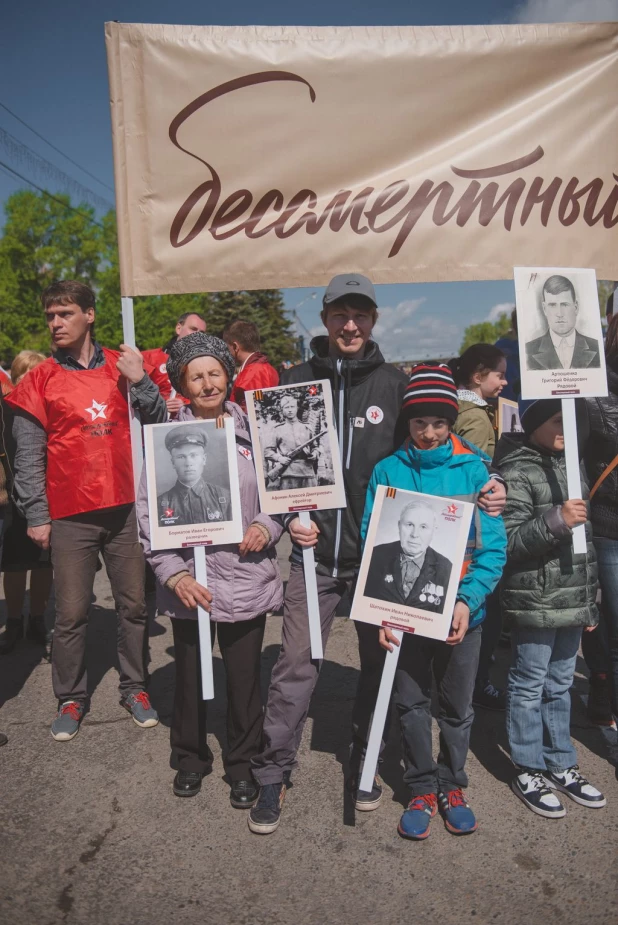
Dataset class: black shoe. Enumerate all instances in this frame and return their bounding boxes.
[0,617,24,655]
[347,774,383,812]
[0,732,7,747]
[230,779,259,809]
[173,770,203,798]
[248,782,286,834]
[472,682,506,711]
[587,673,614,726]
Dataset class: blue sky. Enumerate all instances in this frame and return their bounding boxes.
[1,0,616,359]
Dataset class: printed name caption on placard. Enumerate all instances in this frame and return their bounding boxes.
[194,545,214,700]
[562,398,587,555]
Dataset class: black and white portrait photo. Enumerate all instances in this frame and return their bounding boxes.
[352,486,474,641]
[515,267,607,400]
[497,398,523,436]
[246,380,346,515]
[144,418,243,550]
[364,499,452,614]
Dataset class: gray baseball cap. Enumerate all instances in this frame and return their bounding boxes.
[322,273,377,308]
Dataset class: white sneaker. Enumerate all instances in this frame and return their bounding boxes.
[544,767,607,808]
[511,769,566,818]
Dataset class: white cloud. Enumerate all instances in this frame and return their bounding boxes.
[511,0,618,22]
[308,297,460,361]
[486,302,515,322]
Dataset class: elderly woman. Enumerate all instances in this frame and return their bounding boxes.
[137,334,283,807]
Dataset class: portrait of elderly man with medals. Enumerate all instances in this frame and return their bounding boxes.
[364,500,452,614]
[157,424,232,527]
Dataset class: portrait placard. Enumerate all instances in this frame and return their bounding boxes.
[144,417,242,550]
[515,267,607,400]
[351,486,474,641]
[246,380,345,515]
[497,398,523,436]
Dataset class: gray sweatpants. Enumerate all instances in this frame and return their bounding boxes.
[251,562,388,785]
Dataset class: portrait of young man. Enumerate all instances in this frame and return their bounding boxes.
[525,274,601,371]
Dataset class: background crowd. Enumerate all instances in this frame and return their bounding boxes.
[0,274,615,838]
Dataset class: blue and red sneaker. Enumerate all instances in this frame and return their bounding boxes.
[397,793,438,840]
[438,788,478,835]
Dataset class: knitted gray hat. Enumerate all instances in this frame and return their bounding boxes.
[166,333,236,395]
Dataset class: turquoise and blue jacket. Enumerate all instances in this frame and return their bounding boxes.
[360,434,507,628]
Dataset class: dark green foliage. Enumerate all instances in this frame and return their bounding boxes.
[0,190,299,367]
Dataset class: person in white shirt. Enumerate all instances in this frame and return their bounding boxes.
[525,275,600,371]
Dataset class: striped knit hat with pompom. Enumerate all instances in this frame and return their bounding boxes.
[401,363,459,424]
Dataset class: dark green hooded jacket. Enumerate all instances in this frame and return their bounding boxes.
[494,433,598,629]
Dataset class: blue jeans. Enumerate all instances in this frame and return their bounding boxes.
[507,626,581,772]
[582,537,618,711]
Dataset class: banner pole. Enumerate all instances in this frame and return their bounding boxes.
[561,398,587,555]
[121,296,144,491]
[299,510,323,660]
[359,629,403,794]
[194,545,215,700]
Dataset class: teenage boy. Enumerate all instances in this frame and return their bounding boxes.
[248,274,507,834]
[362,365,507,838]
[222,319,279,412]
[497,399,606,817]
[6,280,167,741]
[143,311,207,416]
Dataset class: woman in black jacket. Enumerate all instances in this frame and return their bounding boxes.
[583,314,618,724]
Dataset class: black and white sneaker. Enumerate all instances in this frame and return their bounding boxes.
[544,767,607,808]
[511,769,566,818]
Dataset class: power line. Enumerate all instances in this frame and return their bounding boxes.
[0,100,114,194]
[0,159,104,229]
[0,126,113,213]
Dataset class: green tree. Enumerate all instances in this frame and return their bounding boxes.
[0,190,101,359]
[459,313,512,353]
[0,189,297,366]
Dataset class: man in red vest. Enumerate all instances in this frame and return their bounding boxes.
[222,319,279,412]
[6,280,167,741]
[143,311,207,417]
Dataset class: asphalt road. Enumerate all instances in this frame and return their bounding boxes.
[1,536,616,925]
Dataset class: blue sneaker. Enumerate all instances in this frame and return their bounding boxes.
[438,789,477,835]
[247,782,287,835]
[121,691,159,728]
[51,701,85,741]
[397,793,438,840]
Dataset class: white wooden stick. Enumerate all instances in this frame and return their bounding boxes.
[121,296,144,491]
[359,629,403,794]
[299,510,323,660]
[562,398,587,555]
[194,545,215,700]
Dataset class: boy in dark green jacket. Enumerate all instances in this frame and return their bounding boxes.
[497,398,606,818]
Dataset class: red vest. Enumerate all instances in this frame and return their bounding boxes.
[142,346,189,405]
[5,349,135,519]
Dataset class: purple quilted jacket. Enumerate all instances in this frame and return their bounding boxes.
[137,402,283,622]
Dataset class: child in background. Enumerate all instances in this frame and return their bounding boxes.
[496,399,606,817]
[449,343,508,711]
[449,344,506,458]
[361,364,506,839]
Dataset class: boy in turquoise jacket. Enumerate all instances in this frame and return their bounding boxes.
[361,364,506,839]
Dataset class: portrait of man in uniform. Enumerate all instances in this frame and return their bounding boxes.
[157,424,232,527]
[263,394,319,491]
[364,500,452,614]
[525,274,601,371]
